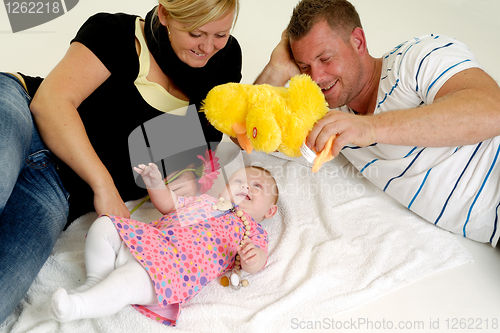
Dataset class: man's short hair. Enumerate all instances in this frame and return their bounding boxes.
[287,0,362,42]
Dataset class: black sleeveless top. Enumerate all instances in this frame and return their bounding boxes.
[21,12,242,224]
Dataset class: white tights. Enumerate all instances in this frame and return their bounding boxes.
[49,216,158,322]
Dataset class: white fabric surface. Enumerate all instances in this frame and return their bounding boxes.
[1,146,472,333]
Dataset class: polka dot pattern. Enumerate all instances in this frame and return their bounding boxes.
[105,194,268,326]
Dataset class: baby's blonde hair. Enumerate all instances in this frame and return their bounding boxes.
[247,166,279,205]
[154,0,239,31]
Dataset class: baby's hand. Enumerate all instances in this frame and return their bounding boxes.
[237,240,260,267]
[134,163,164,189]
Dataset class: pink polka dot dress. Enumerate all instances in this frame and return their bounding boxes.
[106,194,268,326]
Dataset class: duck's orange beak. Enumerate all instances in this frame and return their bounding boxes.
[232,123,253,154]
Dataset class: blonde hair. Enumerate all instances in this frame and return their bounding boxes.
[154,0,239,31]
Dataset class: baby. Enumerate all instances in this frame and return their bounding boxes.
[49,163,279,326]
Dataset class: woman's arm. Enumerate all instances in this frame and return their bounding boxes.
[30,42,131,218]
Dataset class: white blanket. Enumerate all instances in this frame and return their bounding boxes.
[1,146,472,333]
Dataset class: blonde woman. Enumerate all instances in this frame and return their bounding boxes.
[0,0,241,325]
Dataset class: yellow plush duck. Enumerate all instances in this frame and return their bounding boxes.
[201,74,336,172]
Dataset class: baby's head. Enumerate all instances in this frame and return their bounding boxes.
[219,166,279,223]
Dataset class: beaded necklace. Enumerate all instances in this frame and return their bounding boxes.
[212,197,251,288]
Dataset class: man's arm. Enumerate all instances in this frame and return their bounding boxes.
[376,67,500,147]
[307,68,500,156]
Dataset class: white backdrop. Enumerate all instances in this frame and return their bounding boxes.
[1,0,500,84]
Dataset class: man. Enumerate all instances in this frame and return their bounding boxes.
[256,0,500,246]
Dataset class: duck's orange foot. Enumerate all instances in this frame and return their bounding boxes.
[312,135,336,173]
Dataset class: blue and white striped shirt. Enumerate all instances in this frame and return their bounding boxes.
[340,34,499,246]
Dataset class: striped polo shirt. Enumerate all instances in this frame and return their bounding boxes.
[340,34,500,246]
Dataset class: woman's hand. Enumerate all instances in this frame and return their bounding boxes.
[93,184,130,218]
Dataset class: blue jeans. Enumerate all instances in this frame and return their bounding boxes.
[0,73,69,324]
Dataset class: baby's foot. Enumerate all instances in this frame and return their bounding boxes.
[48,288,78,322]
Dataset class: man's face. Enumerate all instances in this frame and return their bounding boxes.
[290,20,364,109]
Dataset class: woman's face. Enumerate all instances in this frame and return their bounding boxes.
[162,8,235,68]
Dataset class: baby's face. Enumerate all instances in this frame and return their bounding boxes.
[219,167,278,222]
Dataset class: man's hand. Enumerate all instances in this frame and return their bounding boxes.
[270,30,302,78]
[306,110,377,157]
[254,30,301,86]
